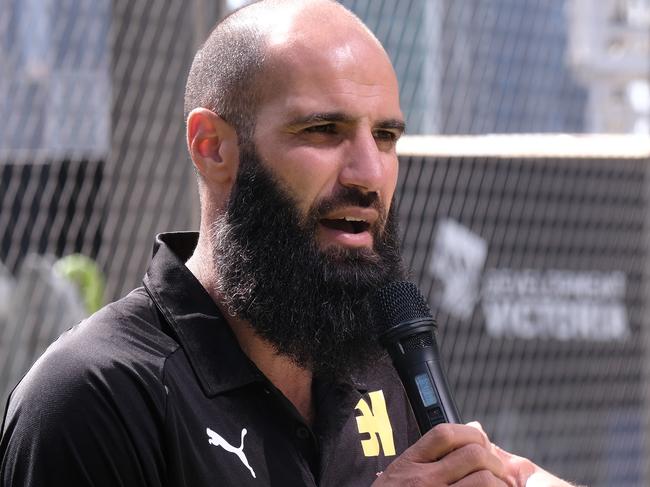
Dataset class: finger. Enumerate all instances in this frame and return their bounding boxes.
[468,422,513,465]
[451,469,510,487]
[430,442,509,485]
[406,423,492,463]
[466,421,496,452]
[466,421,485,434]
[467,421,488,441]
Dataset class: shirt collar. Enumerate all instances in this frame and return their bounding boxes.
[142,231,369,397]
[143,232,265,397]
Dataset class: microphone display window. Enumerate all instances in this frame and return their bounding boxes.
[414,373,438,407]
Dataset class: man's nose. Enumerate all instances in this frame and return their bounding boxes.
[338,130,385,195]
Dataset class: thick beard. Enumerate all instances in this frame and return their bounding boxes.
[211,144,405,379]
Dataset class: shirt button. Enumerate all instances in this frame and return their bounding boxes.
[296,426,310,440]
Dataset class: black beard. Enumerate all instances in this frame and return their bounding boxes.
[211,143,405,379]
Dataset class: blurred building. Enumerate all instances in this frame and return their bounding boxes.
[0,0,108,273]
[567,0,650,133]
[341,0,590,134]
[0,0,110,158]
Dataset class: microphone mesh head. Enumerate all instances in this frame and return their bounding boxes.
[372,281,433,331]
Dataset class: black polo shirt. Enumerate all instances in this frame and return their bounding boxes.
[1,232,420,486]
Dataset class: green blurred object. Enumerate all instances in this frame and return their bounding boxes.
[54,254,105,313]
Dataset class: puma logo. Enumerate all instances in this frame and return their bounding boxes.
[206,427,256,479]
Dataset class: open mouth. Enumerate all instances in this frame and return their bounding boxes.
[320,217,370,234]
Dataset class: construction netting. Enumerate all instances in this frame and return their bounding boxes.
[1,1,649,485]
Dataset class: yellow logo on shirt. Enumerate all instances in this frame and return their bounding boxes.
[355,390,396,457]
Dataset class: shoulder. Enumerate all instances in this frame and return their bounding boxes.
[5,287,180,430]
[1,288,178,485]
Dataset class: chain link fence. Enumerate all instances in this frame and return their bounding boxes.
[1,1,649,485]
[396,136,649,486]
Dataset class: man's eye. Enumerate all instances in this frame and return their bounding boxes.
[373,130,399,142]
[304,123,337,134]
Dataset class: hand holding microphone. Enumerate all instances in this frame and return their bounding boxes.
[371,282,512,486]
[371,282,576,487]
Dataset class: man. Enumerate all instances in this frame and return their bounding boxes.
[1,1,575,485]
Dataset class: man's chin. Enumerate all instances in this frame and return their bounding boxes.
[318,243,382,266]
[286,335,384,381]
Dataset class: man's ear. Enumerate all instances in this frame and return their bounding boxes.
[186,108,239,186]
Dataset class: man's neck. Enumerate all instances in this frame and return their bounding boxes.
[186,240,315,424]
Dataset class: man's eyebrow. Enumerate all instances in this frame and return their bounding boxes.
[287,112,353,126]
[376,118,406,134]
[287,112,406,133]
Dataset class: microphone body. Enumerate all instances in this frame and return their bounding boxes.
[374,282,461,434]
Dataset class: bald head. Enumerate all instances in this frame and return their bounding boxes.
[184,0,390,142]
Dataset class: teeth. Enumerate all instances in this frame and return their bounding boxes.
[343,216,365,222]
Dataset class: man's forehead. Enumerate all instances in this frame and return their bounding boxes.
[230,0,402,123]
[261,25,399,99]
[255,53,402,135]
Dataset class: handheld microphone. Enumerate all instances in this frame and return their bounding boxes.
[372,281,461,434]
